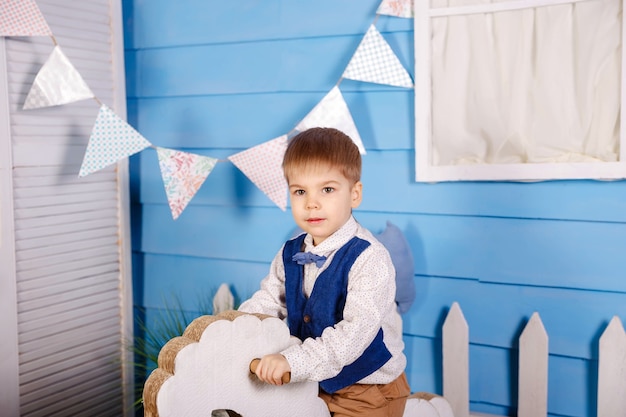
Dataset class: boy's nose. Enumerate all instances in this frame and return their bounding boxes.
[305,197,319,209]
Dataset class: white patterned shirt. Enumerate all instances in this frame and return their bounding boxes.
[239,216,407,385]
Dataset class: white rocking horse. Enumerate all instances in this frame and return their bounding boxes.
[143,309,454,417]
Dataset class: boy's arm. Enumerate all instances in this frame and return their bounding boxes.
[238,246,288,319]
[282,243,397,383]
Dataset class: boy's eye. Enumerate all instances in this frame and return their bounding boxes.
[322,187,334,193]
[293,189,305,196]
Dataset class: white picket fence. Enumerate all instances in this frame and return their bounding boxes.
[441,302,626,417]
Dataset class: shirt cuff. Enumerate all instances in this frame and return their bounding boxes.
[281,345,307,383]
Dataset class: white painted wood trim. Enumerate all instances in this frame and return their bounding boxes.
[414,0,432,182]
[517,313,548,417]
[416,161,626,183]
[0,36,21,417]
[429,0,595,17]
[109,0,134,415]
[597,316,626,416]
[442,302,470,417]
[621,0,626,163]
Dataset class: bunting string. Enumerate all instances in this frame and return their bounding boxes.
[1,0,414,219]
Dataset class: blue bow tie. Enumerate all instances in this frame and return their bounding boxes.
[292,252,327,268]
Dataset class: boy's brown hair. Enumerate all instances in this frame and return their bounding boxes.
[282,127,361,184]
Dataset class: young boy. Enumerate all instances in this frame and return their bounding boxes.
[239,127,410,417]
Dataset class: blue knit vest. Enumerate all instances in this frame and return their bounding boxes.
[283,234,392,393]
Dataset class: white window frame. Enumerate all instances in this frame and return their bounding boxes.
[414,0,626,182]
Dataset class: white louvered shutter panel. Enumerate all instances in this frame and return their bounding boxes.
[0,1,133,416]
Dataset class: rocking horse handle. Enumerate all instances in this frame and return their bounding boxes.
[249,358,291,384]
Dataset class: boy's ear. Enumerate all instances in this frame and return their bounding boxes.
[351,181,363,208]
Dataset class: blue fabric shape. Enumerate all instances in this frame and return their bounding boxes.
[376,221,416,314]
[292,251,327,268]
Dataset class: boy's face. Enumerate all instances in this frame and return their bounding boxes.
[287,163,362,246]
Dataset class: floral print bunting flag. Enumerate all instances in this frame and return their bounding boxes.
[157,147,218,219]
[377,0,413,18]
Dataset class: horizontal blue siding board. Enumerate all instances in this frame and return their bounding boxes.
[125,0,412,50]
[548,355,596,417]
[403,334,441,394]
[127,32,413,98]
[361,154,626,222]
[469,345,591,417]
[127,90,414,150]
[469,345,514,410]
[354,212,626,293]
[140,254,269,311]
[141,204,295,261]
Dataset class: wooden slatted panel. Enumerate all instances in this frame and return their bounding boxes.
[4,0,129,416]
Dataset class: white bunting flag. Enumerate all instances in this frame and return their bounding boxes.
[295,86,366,154]
[157,147,218,220]
[342,25,413,88]
[228,135,289,211]
[23,46,95,109]
[377,0,414,18]
[79,104,152,177]
[0,0,52,36]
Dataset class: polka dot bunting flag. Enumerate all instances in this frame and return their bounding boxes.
[228,135,289,211]
[342,24,413,88]
[79,104,152,177]
[0,0,52,36]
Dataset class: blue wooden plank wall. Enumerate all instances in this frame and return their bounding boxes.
[122,1,626,416]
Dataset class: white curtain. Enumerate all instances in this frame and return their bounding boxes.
[430,0,622,166]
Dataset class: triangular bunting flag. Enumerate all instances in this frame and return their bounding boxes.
[228,135,289,211]
[377,0,413,18]
[0,0,52,36]
[295,86,366,154]
[342,25,413,88]
[79,104,152,177]
[157,147,218,220]
[23,45,94,109]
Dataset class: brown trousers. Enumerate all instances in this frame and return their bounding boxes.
[318,373,410,417]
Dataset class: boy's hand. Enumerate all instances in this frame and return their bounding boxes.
[253,354,291,385]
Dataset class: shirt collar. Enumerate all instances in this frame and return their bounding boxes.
[304,216,357,255]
